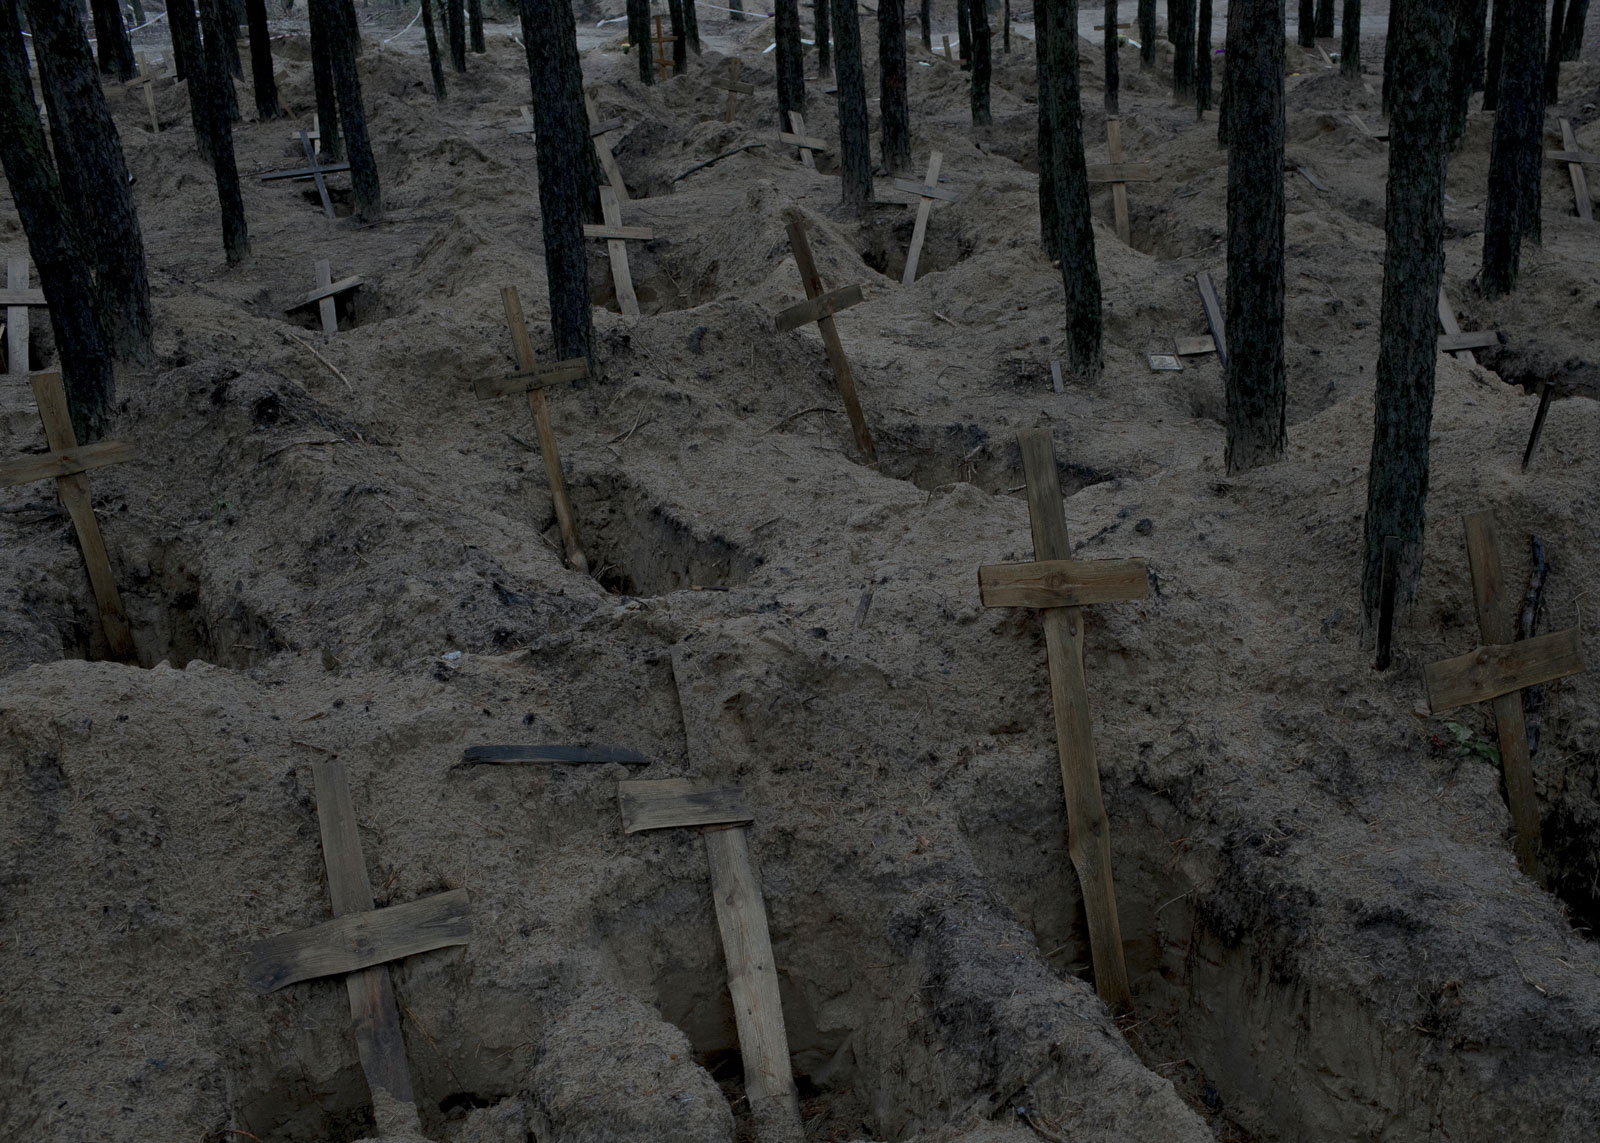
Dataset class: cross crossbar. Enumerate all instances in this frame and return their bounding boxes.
[892,176,958,202]
[900,151,952,285]
[0,439,137,487]
[471,358,589,401]
[4,257,42,378]
[774,283,864,332]
[1550,119,1593,221]
[977,557,1149,609]
[783,111,826,168]
[1425,625,1584,713]
[1437,287,1491,365]
[1195,270,1228,368]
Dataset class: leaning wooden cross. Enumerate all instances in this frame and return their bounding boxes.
[2,256,47,378]
[895,150,958,286]
[586,93,630,202]
[775,212,876,465]
[780,111,827,169]
[260,129,350,219]
[246,758,472,1137]
[1086,117,1152,246]
[1437,286,1496,364]
[470,286,590,573]
[711,58,754,122]
[1423,511,1586,881]
[583,186,652,319]
[124,52,163,134]
[1193,270,1228,369]
[977,428,1148,1015]
[285,259,363,333]
[0,371,136,661]
[1547,118,1593,222]
[618,779,803,1140]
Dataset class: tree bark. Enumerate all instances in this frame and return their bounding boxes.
[730,0,743,20]
[683,0,699,54]
[90,0,135,80]
[315,0,380,221]
[1466,0,1489,89]
[421,0,446,99]
[1561,0,1588,57]
[920,0,931,49]
[818,0,832,72]
[245,0,281,118]
[1299,0,1315,45]
[447,0,467,71]
[222,0,244,79]
[1482,0,1546,296]
[24,0,153,363]
[1197,0,1213,112]
[0,0,114,440]
[1038,0,1102,378]
[1223,0,1285,473]
[1173,0,1196,99]
[1217,16,1232,142]
[1139,0,1156,65]
[169,0,206,135]
[468,0,484,52]
[971,0,991,120]
[1483,0,1506,109]
[1382,0,1399,111]
[1544,0,1565,100]
[776,0,806,133]
[1447,0,1482,145]
[1315,0,1335,36]
[197,0,249,263]
[667,0,686,71]
[1105,0,1119,112]
[880,0,911,166]
[1341,0,1361,75]
[1361,0,1461,630]
[626,0,652,83]
[309,0,342,160]
[516,0,592,363]
[957,0,970,64]
[833,0,873,212]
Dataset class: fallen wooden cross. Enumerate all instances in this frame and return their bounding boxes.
[586,93,630,203]
[0,371,136,660]
[583,186,652,319]
[1193,270,1228,370]
[509,105,536,136]
[710,57,754,122]
[288,112,322,146]
[245,758,471,1137]
[286,259,362,333]
[1289,161,1330,192]
[471,286,590,572]
[776,211,876,465]
[652,14,679,76]
[1423,512,1586,881]
[1347,113,1388,142]
[1086,117,1152,245]
[260,129,350,219]
[780,110,827,169]
[617,779,802,1138]
[2,256,46,378]
[1547,118,1593,222]
[895,150,958,286]
[1437,286,1496,363]
[977,429,1147,1015]
[458,743,650,766]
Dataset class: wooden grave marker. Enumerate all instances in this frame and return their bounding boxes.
[260,129,350,219]
[977,428,1148,1015]
[1521,383,1556,472]
[1548,118,1593,222]
[1193,270,1228,370]
[285,259,363,333]
[1437,286,1496,363]
[1422,512,1586,880]
[775,212,877,465]
[246,758,472,1137]
[2,257,47,377]
[711,58,755,122]
[509,105,536,137]
[652,14,679,76]
[470,286,590,572]
[780,110,827,169]
[1347,113,1389,142]
[124,52,164,133]
[943,34,953,62]
[894,150,958,286]
[586,93,630,202]
[0,372,136,660]
[288,112,323,146]
[617,779,802,1140]
[1086,117,1152,246]
[583,186,653,319]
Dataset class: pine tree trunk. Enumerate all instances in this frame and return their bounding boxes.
[223,0,244,78]
[730,0,743,21]
[1544,0,1565,100]
[1223,0,1285,473]
[245,0,281,118]
[197,0,249,263]
[447,0,467,71]
[24,0,153,363]
[0,0,114,440]
[1037,0,1061,254]
[957,0,970,63]
[1341,0,1361,75]
[1482,0,1546,296]
[683,0,700,54]
[422,0,446,99]
[1173,0,1196,99]
[1105,0,1119,112]
[970,2,991,122]
[1139,0,1156,65]
[1447,0,1481,145]
[317,0,380,221]
[833,0,873,212]
[880,0,911,167]
[1038,0,1102,378]
[920,0,931,49]
[131,0,145,26]
[1361,0,1460,630]
[627,0,652,83]
[90,0,135,80]
[818,0,833,72]
[1466,0,1489,88]
[1315,0,1335,36]
[309,0,342,160]
[169,0,206,142]
[516,0,593,363]
[776,0,806,132]
[1197,0,1213,112]
[668,0,686,72]
[1217,21,1232,142]
[1483,0,1506,109]
[1299,0,1315,45]
[1561,0,1588,57]
[468,0,485,52]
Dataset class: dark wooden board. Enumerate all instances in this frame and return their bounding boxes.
[0,439,136,487]
[619,778,753,833]
[460,744,651,766]
[1424,625,1585,713]
[775,284,865,333]
[979,557,1149,609]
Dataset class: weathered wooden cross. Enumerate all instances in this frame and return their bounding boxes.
[508,105,536,137]
[0,371,136,660]
[285,258,363,333]
[2,257,47,378]
[287,112,323,146]
[775,212,876,465]
[977,428,1148,1015]
[894,150,958,286]
[246,758,472,1138]
[1547,118,1593,222]
[711,57,754,122]
[1347,113,1389,143]
[470,286,590,573]
[583,186,652,319]
[124,51,163,134]
[1423,511,1586,881]
[618,779,802,1140]
[652,14,678,76]
[260,129,350,219]
[1437,286,1496,364]
[586,93,630,202]
[1086,117,1153,246]
[780,110,827,169]
[1193,269,1228,369]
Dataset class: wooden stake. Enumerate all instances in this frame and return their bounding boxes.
[1194,270,1228,369]
[710,57,754,121]
[1550,119,1593,221]
[777,213,877,465]
[586,93,630,202]
[943,34,952,61]
[780,110,827,169]
[583,186,651,318]
[5,257,45,378]
[1099,118,1134,245]
[896,150,957,286]
[1522,382,1555,471]
[977,429,1144,1015]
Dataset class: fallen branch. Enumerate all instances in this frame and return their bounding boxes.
[280,328,354,391]
[764,405,835,433]
[673,142,766,183]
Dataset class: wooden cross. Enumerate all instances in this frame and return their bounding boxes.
[618,779,802,1136]
[0,371,136,660]
[125,51,163,133]
[775,212,876,465]
[652,14,678,76]
[245,758,471,1137]
[2,257,47,378]
[470,286,590,573]
[894,150,958,287]
[977,429,1148,1015]
[710,57,754,122]
[1193,269,1228,369]
[1547,118,1593,222]
[585,93,630,203]
[942,34,953,62]
[583,186,652,319]
[1437,286,1496,363]
[1521,383,1556,472]
[259,129,350,219]
[509,105,536,136]
[1347,113,1389,142]
[287,112,322,146]
[1423,512,1586,880]
[780,110,827,169]
[285,259,363,334]
[1085,117,1152,246]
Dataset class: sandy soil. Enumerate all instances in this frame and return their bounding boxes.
[2,3,1600,1141]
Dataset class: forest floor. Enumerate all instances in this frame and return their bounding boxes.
[2,3,1600,1142]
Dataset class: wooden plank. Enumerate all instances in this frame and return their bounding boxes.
[1016,428,1133,1015]
[471,359,590,401]
[582,223,654,241]
[287,272,363,312]
[1437,286,1475,364]
[510,106,535,135]
[1424,625,1585,714]
[943,34,952,61]
[774,283,865,332]
[310,759,421,1124]
[1548,149,1600,166]
[246,889,472,994]
[589,118,625,136]
[1050,358,1064,393]
[891,175,959,203]
[704,824,802,1136]
[258,162,352,182]
[1437,329,1497,353]
[599,186,640,319]
[1085,163,1155,184]
[1522,381,1555,471]
[586,94,629,201]
[0,439,137,487]
[0,287,47,306]
[718,59,750,122]
[978,557,1149,609]
[1291,163,1330,192]
[142,79,158,133]
[1195,271,1228,370]
[7,257,30,379]
[316,260,337,333]
[303,128,337,221]
[1105,117,1132,246]
[784,111,822,168]
[29,373,135,662]
[901,152,944,286]
[619,778,754,833]
[459,744,651,766]
[1558,120,1592,222]
[1174,335,1216,356]
[501,287,587,573]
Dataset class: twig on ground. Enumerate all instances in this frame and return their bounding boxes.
[673,142,767,182]
[280,329,354,391]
